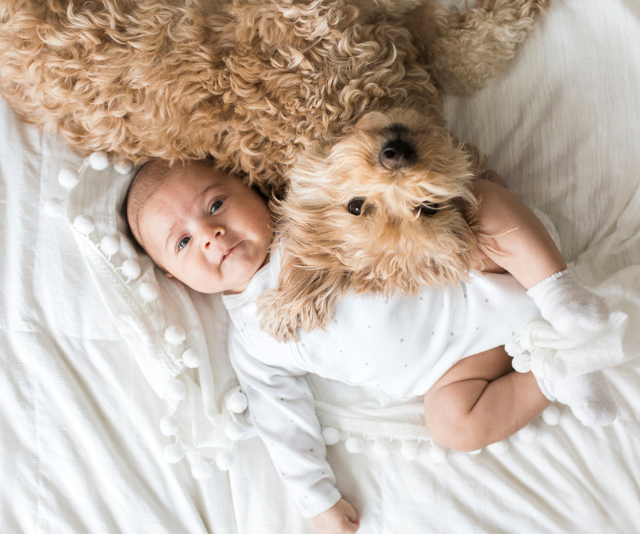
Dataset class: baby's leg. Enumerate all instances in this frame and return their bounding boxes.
[423,345,549,451]
[424,347,617,451]
[473,178,610,337]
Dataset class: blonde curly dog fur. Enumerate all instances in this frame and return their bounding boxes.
[0,0,549,341]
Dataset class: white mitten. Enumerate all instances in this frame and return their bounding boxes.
[527,269,610,338]
[537,371,617,426]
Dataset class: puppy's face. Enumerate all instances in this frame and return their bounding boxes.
[282,108,482,294]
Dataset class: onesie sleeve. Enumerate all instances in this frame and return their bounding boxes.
[228,327,341,518]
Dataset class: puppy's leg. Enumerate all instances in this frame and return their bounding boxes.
[257,258,347,343]
[407,0,550,93]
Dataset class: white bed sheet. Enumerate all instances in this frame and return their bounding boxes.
[2,0,640,533]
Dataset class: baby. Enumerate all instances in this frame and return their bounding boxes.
[126,159,616,534]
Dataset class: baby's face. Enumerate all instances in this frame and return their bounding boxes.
[138,162,272,294]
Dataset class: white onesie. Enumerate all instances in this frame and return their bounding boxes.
[221,246,540,518]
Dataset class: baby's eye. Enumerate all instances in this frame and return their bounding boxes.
[177,236,191,251]
[210,199,224,214]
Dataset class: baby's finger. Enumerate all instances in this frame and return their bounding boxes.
[342,504,360,531]
[340,518,359,534]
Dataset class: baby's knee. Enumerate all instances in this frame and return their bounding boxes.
[427,418,489,452]
[424,398,489,452]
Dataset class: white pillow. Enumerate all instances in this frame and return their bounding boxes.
[55,153,244,474]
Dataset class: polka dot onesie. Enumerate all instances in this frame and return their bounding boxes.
[222,246,540,517]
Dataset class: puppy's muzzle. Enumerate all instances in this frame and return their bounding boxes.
[379,139,417,170]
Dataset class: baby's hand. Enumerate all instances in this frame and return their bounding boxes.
[312,498,360,534]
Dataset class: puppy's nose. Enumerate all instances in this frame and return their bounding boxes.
[379,139,417,170]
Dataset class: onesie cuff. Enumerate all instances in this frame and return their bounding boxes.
[302,487,342,518]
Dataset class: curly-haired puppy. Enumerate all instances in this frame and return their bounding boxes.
[0,0,549,340]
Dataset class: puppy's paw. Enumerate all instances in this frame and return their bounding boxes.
[258,289,334,343]
[258,293,302,343]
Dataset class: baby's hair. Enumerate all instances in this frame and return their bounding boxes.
[125,159,173,249]
[125,158,217,249]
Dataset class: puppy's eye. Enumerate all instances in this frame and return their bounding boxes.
[418,202,439,216]
[347,198,366,216]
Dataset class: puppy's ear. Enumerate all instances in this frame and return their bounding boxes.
[257,250,348,343]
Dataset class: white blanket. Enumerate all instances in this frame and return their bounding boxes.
[2,1,640,533]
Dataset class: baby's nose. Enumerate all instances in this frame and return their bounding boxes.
[203,225,225,248]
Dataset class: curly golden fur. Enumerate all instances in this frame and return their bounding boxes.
[0,0,549,340]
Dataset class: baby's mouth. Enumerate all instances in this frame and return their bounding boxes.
[220,243,239,264]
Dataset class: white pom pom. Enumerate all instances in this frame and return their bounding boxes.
[542,405,561,426]
[429,442,447,464]
[372,440,391,458]
[89,151,109,170]
[181,348,202,368]
[113,159,134,175]
[345,436,365,454]
[139,282,159,303]
[400,441,419,460]
[225,421,246,441]
[321,427,341,446]
[163,443,184,463]
[165,325,186,345]
[516,425,538,444]
[99,234,120,257]
[191,461,213,480]
[166,379,186,401]
[487,439,510,454]
[58,168,80,189]
[73,214,95,235]
[44,198,64,217]
[160,415,180,437]
[122,259,141,280]
[226,391,248,414]
[216,450,235,471]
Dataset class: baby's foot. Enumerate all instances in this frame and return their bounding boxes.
[527,269,610,338]
[539,371,617,426]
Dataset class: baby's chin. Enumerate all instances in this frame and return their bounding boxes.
[221,278,252,295]
[222,270,258,295]
[162,271,225,295]
[222,252,271,295]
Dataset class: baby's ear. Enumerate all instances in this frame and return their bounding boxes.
[257,252,348,343]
